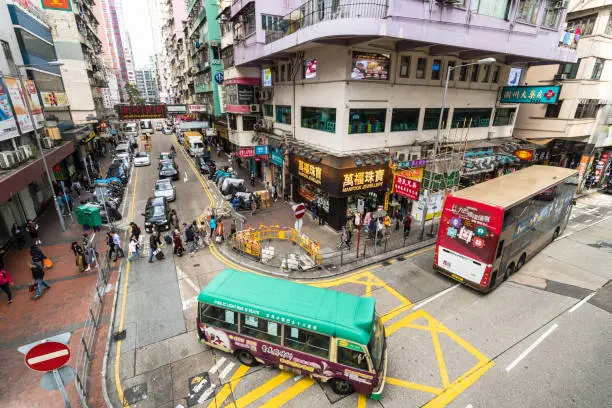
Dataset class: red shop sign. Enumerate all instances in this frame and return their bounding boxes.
[394,174,420,200]
[238,148,255,158]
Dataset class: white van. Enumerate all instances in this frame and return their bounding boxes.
[115,143,131,162]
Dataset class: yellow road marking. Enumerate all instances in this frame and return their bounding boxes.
[430,323,450,388]
[357,393,368,408]
[231,371,294,407]
[257,377,315,408]
[386,377,442,395]
[422,361,494,408]
[114,168,139,405]
[207,365,250,408]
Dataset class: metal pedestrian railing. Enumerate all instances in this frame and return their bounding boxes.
[74,240,111,408]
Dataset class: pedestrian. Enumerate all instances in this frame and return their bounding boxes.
[11,223,25,249]
[338,226,349,249]
[27,219,41,245]
[250,172,255,187]
[272,184,278,202]
[403,215,412,238]
[230,219,237,237]
[130,222,141,241]
[112,230,125,261]
[185,224,196,256]
[73,180,82,197]
[209,215,217,239]
[170,210,180,230]
[172,231,185,257]
[30,244,46,269]
[106,232,116,262]
[148,231,162,263]
[250,194,257,215]
[311,201,318,222]
[215,219,225,242]
[76,245,86,273]
[128,238,140,261]
[0,268,13,304]
[31,261,50,300]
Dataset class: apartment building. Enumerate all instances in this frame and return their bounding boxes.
[135,67,160,103]
[186,0,224,117]
[158,0,187,103]
[0,0,76,245]
[148,0,170,102]
[514,0,612,178]
[224,0,575,229]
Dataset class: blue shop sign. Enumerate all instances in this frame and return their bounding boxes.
[271,151,284,166]
[255,145,269,155]
[500,86,560,104]
[214,72,224,85]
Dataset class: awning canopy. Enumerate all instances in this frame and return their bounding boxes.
[524,138,554,146]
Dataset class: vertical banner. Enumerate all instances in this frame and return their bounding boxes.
[3,77,34,134]
[24,80,45,129]
[0,76,20,141]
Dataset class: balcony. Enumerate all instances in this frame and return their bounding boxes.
[195,83,213,93]
[265,0,388,44]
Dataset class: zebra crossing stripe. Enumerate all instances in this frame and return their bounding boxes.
[209,357,226,374]
[198,383,216,404]
[219,362,235,380]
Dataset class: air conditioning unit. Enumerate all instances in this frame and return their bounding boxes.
[18,145,33,159]
[249,104,261,113]
[553,73,568,81]
[395,149,421,162]
[0,151,16,169]
[13,150,26,163]
[42,137,54,149]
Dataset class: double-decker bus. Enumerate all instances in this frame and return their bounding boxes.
[434,165,577,292]
[196,269,388,399]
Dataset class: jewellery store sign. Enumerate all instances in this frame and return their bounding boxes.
[291,156,390,197]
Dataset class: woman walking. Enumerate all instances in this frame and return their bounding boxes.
[30,244,46,269]
[0,269,13,304]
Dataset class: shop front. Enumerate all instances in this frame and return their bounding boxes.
[289,155,392,230]
[237,145,270,179]
[389,163,425,218]
[270,148,284,194]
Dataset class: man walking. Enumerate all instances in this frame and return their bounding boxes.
[185,224,196,256]
[106,232,115,262]
[148,231,162,263]
[31,261,50,300]
[112,230,125,261]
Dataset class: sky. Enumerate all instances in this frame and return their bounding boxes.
[122,0,155,69]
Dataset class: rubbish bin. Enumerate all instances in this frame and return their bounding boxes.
[75,205,91,226]
[84,205,102,227]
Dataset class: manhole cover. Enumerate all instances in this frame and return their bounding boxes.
[123,382,147,406]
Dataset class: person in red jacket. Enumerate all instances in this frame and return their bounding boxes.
[0,269,14,304]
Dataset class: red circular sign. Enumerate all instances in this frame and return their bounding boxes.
[25,341,71,372]
[294,203,306,219]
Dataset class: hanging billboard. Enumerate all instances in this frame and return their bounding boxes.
[351,51,390,81]
[24,80,45,128]
[3,77,33,134]
[0,76,20,141]
[40,91,69,108]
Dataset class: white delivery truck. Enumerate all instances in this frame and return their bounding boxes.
[187,134,205,156]
[140,119,153,134]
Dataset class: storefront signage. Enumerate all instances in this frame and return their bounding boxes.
[41,0,72,11]
[116,104,165,119]
[397,159,427,169]
[237,85,254,105]
[2,76,33,134]
[40,91,69,108]
[500,86,560,104]
[238,147,255,158]
[188,104,207,112]
[0,77,19,141]
[397,168,424,182]
[261,68,272,87]
[24,80,45,129]
[214,73,224,85]
[351,51,390,81]
[298,159,322,185]
[514,149,534,161]
[271,151,283,167]
[341,169,386,193]
[393,175,420,200]
[167,104,188,113]
[255,145,269,155]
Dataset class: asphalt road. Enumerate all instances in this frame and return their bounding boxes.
[105,129,612,408]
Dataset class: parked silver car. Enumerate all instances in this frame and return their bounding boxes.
[153,179,176,202]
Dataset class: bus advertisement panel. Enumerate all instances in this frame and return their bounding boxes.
[435,197,503,286]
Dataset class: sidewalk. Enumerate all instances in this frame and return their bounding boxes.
[0,153,121,408]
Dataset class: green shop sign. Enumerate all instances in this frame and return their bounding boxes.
[422,170,460,190]
[500,86,560,104]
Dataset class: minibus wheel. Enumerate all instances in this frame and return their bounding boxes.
[330,378,355,395]
[235,349,257,366]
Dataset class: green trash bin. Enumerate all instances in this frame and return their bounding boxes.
[75,205,90,226]
[84,205,102,227]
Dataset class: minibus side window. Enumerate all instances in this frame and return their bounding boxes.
[284,326,330,359]
[337,344,369,371]
[240,314,281,344]
[199,304,237,332]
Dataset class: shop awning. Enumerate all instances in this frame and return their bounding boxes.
[524,138,554,146]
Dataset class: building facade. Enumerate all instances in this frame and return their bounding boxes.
[158,0,187,103]
[514,0,612,181]
[148,0,170,102]
[135,68,159,103]
[222,0,575,229]
[0,0,76,246]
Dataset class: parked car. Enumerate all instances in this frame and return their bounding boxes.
[143,197,170,233]
[158,162,179,181]
[106,163,127,183]
[162,126,173,135]
[153,179,176,202]
[134,151,151,167]
[114,142,131,162]
[111,157,129,173]
[197,156,216,174]
[155,122,163,131]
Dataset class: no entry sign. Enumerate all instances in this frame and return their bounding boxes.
[25,341,71,372]
[294,203,306,219]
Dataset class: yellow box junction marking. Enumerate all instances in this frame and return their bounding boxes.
[207,364,249,408]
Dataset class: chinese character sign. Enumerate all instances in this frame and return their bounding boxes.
[298,160,322,185]
[238,148,255,158]
[115,104,166,119]
[393,175,420,200]
[500,86,560,104]
[3,77,33,134]
[341,168,386,193]
[0,77,20,141]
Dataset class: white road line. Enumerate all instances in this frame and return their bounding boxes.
[465,404,474,408]
[219,362,236,380]
[27,349,69,365]
[120,165,134,217]
[569,293,595,313]
[176,266,201,295]
[209,357,226,374]
[583,208,599,214]
[412,284,460,310]
[198,383,216,404]
[184,171,188,183]
[505,323,558,372]
[182,296,197,310]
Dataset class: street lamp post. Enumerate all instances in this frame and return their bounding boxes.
[16,62,66,232]
[419,57,496,240]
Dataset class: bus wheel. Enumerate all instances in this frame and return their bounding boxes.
[552,228,560,241]
[504,263,515,281]
[516,254,526,271]
[330,378,355,395]
[235,349,257,366]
